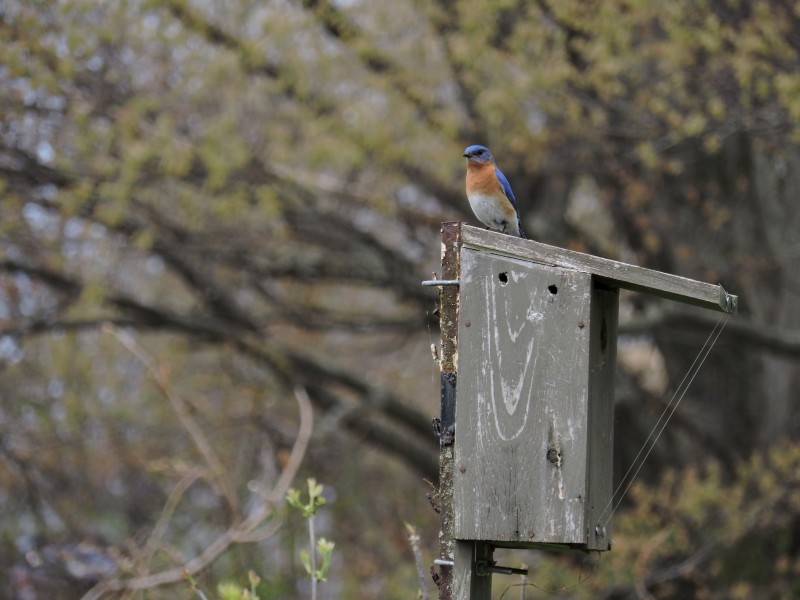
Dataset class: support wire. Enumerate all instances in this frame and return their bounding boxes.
[597,313,730,528]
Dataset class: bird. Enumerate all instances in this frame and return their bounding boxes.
[463,145,526,238]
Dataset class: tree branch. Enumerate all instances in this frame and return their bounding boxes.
[79,386,313,600]
[298,0,449,132]
[620,308,800,357]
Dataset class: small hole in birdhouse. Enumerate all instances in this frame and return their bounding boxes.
[498,272,508,285]
[548,284,558,295]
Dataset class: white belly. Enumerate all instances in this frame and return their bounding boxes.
[467,192,519,236]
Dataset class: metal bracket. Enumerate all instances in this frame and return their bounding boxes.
[438,372,456,445]
[719,284,738,314]
[475,560,529,577]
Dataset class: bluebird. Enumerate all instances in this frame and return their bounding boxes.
[463,145,526,238]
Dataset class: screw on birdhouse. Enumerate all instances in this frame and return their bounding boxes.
[595,523,607,538]
[464,320,471,327]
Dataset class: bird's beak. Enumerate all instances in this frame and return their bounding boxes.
[462,152,470,158]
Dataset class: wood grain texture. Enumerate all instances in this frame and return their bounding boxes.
[461,225,738,314]
[454,249,597,546]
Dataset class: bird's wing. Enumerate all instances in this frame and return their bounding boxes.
[494,166,519,212]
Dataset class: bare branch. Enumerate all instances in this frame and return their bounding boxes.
[78,383,313,599]
[103,324,241,517]
[620,308,800,357]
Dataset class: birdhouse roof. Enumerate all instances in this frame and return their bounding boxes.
[461,225,737,314]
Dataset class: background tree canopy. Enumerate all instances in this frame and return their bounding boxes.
[2,0,800,598]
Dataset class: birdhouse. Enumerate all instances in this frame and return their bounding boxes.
[446,224,736,552]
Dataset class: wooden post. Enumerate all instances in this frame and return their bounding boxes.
[436,222,461,600]
[453,541,493,599]
[436,223,497,599]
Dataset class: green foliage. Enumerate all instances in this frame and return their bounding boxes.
[288,479,335,591]
[300,538,335,584]
[185,569,263,600]
[217,571,263,600]
[286,478,327,520]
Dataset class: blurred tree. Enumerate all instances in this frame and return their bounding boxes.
[1,0,800,597]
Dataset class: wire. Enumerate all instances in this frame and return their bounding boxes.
[596,313,730,527]
[497,551,602,598]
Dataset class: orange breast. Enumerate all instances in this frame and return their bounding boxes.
[466,162,503,196]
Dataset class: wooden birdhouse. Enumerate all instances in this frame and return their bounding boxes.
[432,224,737,559]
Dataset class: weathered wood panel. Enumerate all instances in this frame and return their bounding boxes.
[461,225,737,314]
[585,284,618,551]
[454,249,595,545]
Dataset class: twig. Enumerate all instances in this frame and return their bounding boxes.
[139,468,204,573]
[102,324,240,516]
[405,523,429,600]
[236,386,313,541]
[79,334,314,599]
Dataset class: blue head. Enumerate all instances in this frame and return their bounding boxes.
[463,145,494,164]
